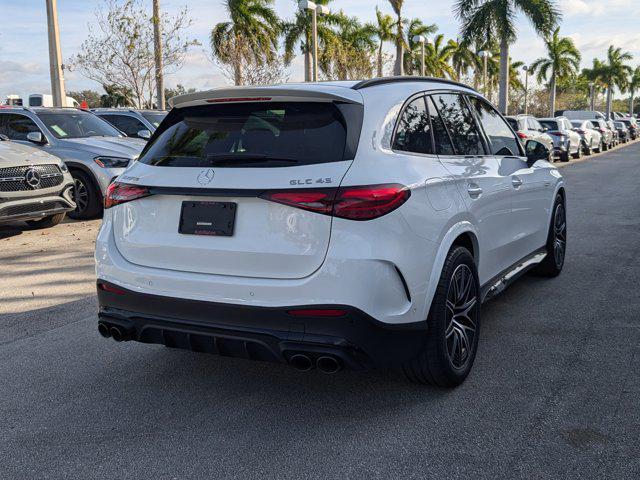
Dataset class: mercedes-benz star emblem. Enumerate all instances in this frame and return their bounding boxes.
[197,169,215,186]
[24,168,41,189]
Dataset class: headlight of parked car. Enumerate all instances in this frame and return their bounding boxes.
[94,156,130,168]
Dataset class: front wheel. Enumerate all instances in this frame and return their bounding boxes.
[533,194,566,277]
[572,143,582,159]
[25,212,65,230]
[584,140,592,156]
[68,170,102,220]
[403,246,480,387]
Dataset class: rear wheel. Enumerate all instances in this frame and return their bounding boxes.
[572,143,582,159]
[560,145,571,162]
[25,212,65,230]
[533,194,566,277]
[403,246,480,387]
[68,170,102,220]
[584,140,592,156]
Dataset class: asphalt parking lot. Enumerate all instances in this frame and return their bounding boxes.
[1,144,639,479]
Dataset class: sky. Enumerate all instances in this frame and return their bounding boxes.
[1,0,640,101]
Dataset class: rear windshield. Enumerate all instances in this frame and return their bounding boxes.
[540,120,559,130]
[570,121,583,128]
[506,118,519,130]
[139,102,350,168]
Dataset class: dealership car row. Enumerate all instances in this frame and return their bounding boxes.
[0,98,636,231]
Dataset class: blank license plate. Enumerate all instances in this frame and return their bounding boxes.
[179,201,236,236]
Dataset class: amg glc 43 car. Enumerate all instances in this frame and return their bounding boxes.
[95,78,566,387]
[0,136,75,228]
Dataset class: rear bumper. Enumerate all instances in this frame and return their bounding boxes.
[97,280,427,369]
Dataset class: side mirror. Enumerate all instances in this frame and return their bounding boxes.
[137,129,151,140]
[525,140,550,167]
[27,131,46,144]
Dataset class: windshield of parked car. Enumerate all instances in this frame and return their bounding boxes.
[139,102,349,168]
[37,111,122,139]
[141,112,167,128]
[540,120,559,131]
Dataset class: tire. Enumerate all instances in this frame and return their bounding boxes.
[68,170,102,220]
[584,140,592,156]
[572,143,582,159]
[560,145,571,162]
[533,194,566,278]
[403,246,481,387]
[25,212,66,230]
[595,141,602,153]
[602,141,608,151]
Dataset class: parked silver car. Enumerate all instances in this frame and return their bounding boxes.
[505,115,554,159]
[0,108,145,219]
[91,109,167,139]
[538,117,583,161]
[0,136,75,228]
[569,120,602,154]
[591,119,614,150]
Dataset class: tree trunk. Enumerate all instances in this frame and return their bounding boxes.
[394,14,403,76]
[549,75,556,117]
[498,37,509,114]
[629,90,634,116]
[234,60,243,86]
[304,49,312,82]
[605,86,612,120]
[377,43,384,77]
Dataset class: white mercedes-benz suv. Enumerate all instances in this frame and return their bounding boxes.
[95,78,566,387]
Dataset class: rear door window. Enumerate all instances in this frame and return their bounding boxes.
[425,96,455,155]
[430,93,485,156]
[468,96,522,156]
[0,113,41,141]
[392,96,433,154]
[100,114,147,137]
[140,102,350,168]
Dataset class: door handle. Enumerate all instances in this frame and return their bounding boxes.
[467,184,483,198]
[511,176,523,188]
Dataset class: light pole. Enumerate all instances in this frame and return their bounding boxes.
[523,65,529,114]
[479,51,491,98]
[412,36,433,77]
[298,1,329,82]
[589,82,595,111]
[152,0,165,110]
[45,0,66,107]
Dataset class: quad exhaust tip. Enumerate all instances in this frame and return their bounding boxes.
[110,326,124,342]
[97,323,111,338]
[316,356,341,374]
[289,354,314,372]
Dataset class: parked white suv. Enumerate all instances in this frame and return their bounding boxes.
[95,78,566,387]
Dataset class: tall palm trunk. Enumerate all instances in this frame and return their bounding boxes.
[498,37,509,114]
[377,42,384,77]
[304,48,312,82]
[605,86,613,120]
[549,74,557,117]
[234,61,243,86]
[394,14,403,76]
[629,90,635,116]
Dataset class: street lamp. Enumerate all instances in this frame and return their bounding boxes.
[523,65,530,114]
[298,0,329,82]
[478,51,492,98]
[412,35,433,77]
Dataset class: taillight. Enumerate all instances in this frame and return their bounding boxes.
[259,184,410,221]
[104,182,151,209]
[516,132,528,139]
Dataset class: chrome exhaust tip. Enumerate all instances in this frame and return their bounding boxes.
[289,354,314,372]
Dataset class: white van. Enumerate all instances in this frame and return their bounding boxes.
[555,110,605,120]
[28,94,79,108]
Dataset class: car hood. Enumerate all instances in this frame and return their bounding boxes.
[56,136,145,159]
[0,140,64,167]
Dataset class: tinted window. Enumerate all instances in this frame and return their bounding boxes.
[506,118,519,131]
[140,102,348,168]
[100,114,147,138]
[141,112,167,128]
[540,120,559,131]
[430,94,484,155]
[425,96,455,155]
[37,111,121,139]
[0,113,41,140]
[469,97,521,156]
[570,121,583,128]
[393,97,433,154]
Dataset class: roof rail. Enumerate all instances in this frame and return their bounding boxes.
[351,76,477,93]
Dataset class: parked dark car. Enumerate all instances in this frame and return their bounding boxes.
[614,121,630,143]
[620,119,638,140]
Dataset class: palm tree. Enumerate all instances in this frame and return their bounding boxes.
[422,34,455,78]
[598,46,633,119]
[372,7,395,77]
[582,59,606,110]
[455,0,559,114]
[627,66,640,115]
[387,0,406,76]
[403,19,438,75]
[529,28,581,116]
[283,0,336,82]
[447,38,476,81]
[211,0,280,86]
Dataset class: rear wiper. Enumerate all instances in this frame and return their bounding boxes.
[205,153,299,166]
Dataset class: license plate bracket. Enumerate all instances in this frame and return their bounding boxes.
[179,201,236,236]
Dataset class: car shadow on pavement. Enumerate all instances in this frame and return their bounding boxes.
[0,224,24,240]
